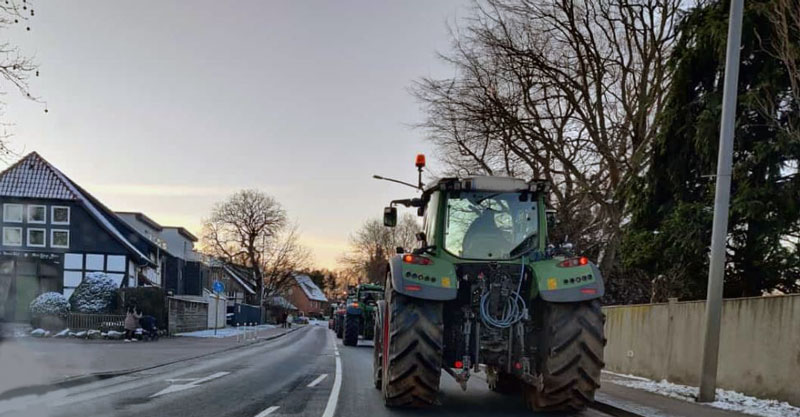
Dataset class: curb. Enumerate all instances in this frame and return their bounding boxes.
[0,325,306,401]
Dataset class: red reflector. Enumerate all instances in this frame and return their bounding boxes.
[402,254,433,265]
[405,284,421,291]
[514,362,522,370]
[580,288,597,294]
[454,360,463,369]
[559,257,590,268]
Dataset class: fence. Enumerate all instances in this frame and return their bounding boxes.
[603,294,800,406]
[66,313,126,331]
[231,303,261,325]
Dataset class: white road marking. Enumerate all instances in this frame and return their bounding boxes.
[321,336,342,417]
[150,371,230,398]
[165,378,199,383]
[254,405,280,417]
[307,373,328,388]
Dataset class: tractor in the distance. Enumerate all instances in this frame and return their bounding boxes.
[342,283,384,346]
[372,155,606,412]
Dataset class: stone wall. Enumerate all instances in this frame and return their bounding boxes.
[603,294,800,406]
[167,296,208,334]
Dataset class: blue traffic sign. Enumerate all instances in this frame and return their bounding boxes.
[212,280,225,294]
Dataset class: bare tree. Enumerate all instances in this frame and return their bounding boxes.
[202,189,287,305]
[764,0,800,141]
[339,213,421,283]
[0,1,42,159]
[414,0,683,274]
[261,223,312,299]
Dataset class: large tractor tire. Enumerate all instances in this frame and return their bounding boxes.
[373,301,385,390]
[343,314,360,346]
[380,290,443,407]
[336,316,344,339]
[523,300,606,412]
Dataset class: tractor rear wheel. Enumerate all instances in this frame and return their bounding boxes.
[336,316,343,339]
[343,313,360,346]
[381,290,443,407]
[523,300,606,412]
[373,307,383,390]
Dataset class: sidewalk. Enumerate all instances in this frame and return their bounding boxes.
[599,372,797,417]
[0,325,302,398]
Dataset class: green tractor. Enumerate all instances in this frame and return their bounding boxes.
[372,155,606,412]
[342,283,384,346]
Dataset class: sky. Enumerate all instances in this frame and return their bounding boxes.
[2,1,468,269]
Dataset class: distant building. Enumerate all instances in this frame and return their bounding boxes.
[0,152,161,322]
[117,214,209,296]
[285,274,328,317]
[208,260,257,305]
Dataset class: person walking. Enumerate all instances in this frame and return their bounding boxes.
[286,313,293,329]
[281,311,288,329]
[124,306,142,342]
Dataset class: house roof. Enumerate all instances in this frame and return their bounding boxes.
[163,226,198,242]
[0,152,77,200]
[222,264,256,295]
[0,152,155,266]
[116,211,164,232]
[294,274,328,302]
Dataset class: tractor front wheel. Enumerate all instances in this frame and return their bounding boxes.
[522,300,606,412]
[381,290,443,407]
[343,313,360,346]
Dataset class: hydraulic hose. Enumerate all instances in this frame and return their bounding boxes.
[479,257,527,328]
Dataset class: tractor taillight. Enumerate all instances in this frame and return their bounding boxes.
[454,360,463,369]
[403,254,433,265]
[351,302,359,308]
[404,284,421,292]
[558,256,589,268]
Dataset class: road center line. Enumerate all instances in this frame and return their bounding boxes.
[307,374,328,388]
[254,405,280,417]
[321,335,342,417]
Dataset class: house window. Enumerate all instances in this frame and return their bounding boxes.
[27,228,46,247]
[51,229,70,248]
[52,206,70,225]
[27,205,46,224]
[2,227,22,246]
[3,204,22,223]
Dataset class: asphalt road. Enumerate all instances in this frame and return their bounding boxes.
[0,324,615,417]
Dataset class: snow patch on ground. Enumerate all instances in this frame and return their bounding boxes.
[609,376,800,417]
[176,325,276,338]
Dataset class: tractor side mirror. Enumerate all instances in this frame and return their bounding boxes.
[546,209,558,230]
[384,206,397,227]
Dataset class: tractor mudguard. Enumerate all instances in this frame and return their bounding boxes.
[534,261,605,302]
[388,255,458,301]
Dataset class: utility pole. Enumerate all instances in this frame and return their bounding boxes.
[698,0,744,403]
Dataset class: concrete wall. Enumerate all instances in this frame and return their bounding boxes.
[603,294,800,406]
[204,292,227,329]
[167,296,208,334]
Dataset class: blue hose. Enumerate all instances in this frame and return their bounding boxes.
[479,257,527,328]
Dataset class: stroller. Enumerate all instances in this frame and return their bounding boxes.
[138,315,159,341]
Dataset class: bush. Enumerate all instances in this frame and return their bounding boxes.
[29,292,70,318]
[70,272,119,313]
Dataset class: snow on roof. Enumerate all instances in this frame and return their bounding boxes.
[294,274,328,302]
[223,265,256,295]
[0,152,77,200]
